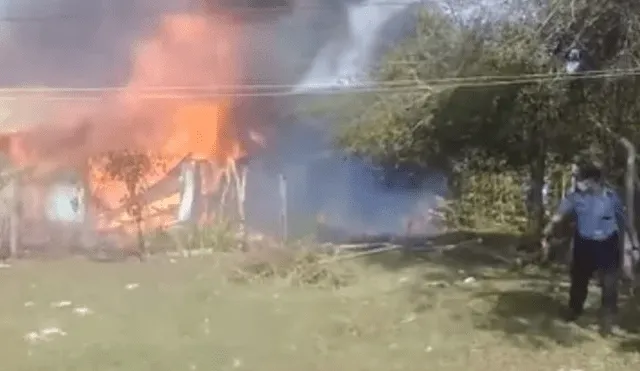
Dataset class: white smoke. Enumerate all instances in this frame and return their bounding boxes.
[244,0,450,238]
[295,0,419,91]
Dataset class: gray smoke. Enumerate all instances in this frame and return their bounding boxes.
[0,0,445,238]
[0,0,333,86]
[241,0,449,238]
[0,0,154,86]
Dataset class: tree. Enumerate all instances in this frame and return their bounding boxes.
[332,0,640,237]
[91,150,166,260]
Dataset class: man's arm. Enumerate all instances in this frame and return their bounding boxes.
[539,195,574,261]
[542,194,575,238]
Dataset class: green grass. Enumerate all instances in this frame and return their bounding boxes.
[1,245,640,371]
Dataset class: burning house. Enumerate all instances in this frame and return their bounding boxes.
[0,10,270,256]
[0,0,447,257]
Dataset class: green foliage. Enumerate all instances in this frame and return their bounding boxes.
[444,172,528,231]
[194,219,240,252]
[332,1,640,235]
[146,218,241,255]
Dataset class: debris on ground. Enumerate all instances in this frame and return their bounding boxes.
[462,277,477,285]
[51,301,72,308]
[24,327,67,343]
[400,312,417,324]
[125,283,140,290]
[426,280,449,288]
[72,307,93,316]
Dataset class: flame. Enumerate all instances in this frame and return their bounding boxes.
[89,13,243,233]
[0,10,258,236]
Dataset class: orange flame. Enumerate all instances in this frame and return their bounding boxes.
[0,11,257,235]
[91,13,245,233]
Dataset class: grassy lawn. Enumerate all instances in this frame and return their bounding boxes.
[1,243,640,371]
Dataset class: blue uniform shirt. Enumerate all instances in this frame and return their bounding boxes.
[557,188,625,241]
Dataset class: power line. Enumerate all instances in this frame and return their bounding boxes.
[0,67,638,99]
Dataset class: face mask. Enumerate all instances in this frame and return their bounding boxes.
[576,180,588,191]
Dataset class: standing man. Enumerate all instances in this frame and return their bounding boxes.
[541,162,639,336]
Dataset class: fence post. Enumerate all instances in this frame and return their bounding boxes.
[620,136,637,284]
[595,122,638,285]
[278,174,288,243]
[9,172,19,259]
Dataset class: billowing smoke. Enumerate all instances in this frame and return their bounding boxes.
[238,0,447,239]
[0,0,162,86]
[0,0,445,240]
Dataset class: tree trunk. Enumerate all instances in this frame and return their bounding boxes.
[279,174,288,243]
[528,122,547,240]
[619,136,637,283]
[594,122,638,284]
[135,213,146,262]
[529,153,546,238]
[9,175,19,259]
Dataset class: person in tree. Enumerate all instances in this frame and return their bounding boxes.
[541,162,639,336]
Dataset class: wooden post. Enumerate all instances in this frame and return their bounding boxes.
[278,174,288,243]
[620,136,637,285]
[569,163,578,192]
[560,166,567,197]
[219,166,231,219]
[79,161,93,253]
[9,173,19,259]
[231,163,247,238]
[594,122,638,285]
[566,163,578,263]
[177,159,197,223]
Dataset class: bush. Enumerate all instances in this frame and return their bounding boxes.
[443,171,528,231]
[145,219,243,256]
[144,221,356,288]
[441,164,573,234]
[223,241,357,289]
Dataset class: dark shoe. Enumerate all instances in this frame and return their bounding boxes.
[599,313,616,337]
[599,317,613,337]
[562,307,582,322]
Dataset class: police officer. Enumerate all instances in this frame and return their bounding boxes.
[541,162,639,336]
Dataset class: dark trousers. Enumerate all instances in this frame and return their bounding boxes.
[569,233,620,317]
